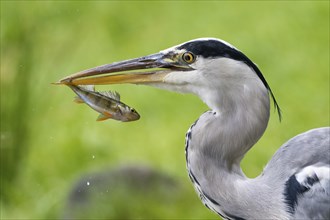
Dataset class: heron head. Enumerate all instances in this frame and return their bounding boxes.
[57,38,280,117]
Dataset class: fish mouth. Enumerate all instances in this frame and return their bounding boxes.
[56,52,194,86]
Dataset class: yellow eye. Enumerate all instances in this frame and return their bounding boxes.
[182,52,196,64]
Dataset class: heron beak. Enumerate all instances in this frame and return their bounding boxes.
[57,52,192,85]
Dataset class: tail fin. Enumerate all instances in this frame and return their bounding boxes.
[73,96,84,104]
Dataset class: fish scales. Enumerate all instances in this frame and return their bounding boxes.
[67,84,140,122]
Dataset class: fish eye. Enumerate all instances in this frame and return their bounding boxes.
[130,108,136,113]
[182,52,196,64]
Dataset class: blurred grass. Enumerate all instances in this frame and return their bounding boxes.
[1,1,329,219]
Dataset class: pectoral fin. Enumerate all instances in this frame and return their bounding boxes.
[73,96,85,104]
[96,113,112,121]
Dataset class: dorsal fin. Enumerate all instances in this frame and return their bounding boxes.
[99,91,120,101]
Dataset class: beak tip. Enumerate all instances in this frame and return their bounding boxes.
[52,77,73,85]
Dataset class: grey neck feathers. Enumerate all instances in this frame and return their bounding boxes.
[194,74,270,167]
[186,78,289,218]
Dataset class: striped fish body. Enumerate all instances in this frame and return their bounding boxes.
[68,85,140,122]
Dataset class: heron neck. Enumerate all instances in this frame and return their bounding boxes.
[187,94,270,173]
[186,82,283,218]
[198,78,271,165]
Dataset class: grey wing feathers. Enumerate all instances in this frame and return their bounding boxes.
[284,164,330,219]
[293,178,330,219]
[264,127,330,219]
[264,127,330,177]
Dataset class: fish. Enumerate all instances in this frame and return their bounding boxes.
[67,84,140,122]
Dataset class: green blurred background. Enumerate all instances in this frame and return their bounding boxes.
[1,1,329,219]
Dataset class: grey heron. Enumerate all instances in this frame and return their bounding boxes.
[60,38,330,219]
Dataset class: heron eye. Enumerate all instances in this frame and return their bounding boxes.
[182,52,195,64]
